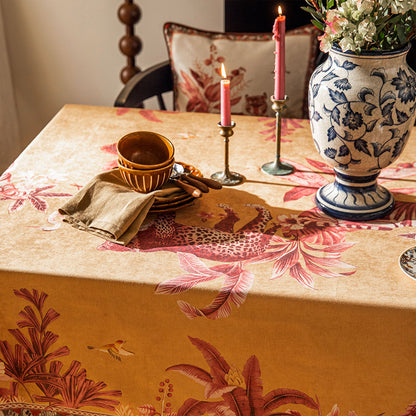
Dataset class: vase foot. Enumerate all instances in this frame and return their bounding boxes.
[315,172,395,221]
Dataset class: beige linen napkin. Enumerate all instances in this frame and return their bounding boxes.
[58,169,182,245]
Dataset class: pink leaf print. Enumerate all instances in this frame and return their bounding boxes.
[179,71,209,113]
[263,388,319,412]
[28,195,48,212]
[258,118,303,142]
[279,159,330,203]
[304,158,334,174]
[166,364,212,387]
[9,199,25,213]
[389,200,416,224]
[242,355,263,416]
[177,301,205,319]
[399,400,416,416]
[176,398,219,416]
[116,108,130,116]
[166,363,235,399]
[138,405,158,416]
[178,252,221,276]
[138,109,163,123]
[101,143,117,155]
[290,262,315,289]
[155,253,223,295]
[155,272,220,295]
[177,264,255,319]
[1,175,73,214]
[283,186,317,202]
[270,242,299,279]
[0,172,11,182]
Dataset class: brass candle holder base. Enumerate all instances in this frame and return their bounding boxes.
[211,121,244,186]
[261,96,294,176]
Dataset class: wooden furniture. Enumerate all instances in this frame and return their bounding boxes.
[114,0,323,113]
[118,0,142,84]
[115,60,172,109]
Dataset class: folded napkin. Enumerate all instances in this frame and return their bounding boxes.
[58,169,182,245]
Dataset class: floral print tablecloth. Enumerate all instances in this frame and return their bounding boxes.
[1,105,416,416]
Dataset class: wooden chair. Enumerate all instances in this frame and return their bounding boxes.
[115,60,172,109]
[114,0,323,114]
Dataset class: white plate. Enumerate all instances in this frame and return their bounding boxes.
[399,246,416,280]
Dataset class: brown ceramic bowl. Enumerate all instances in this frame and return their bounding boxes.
[117,158,174,193]
[117,131,175,170]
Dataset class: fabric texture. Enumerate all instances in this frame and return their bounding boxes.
[164,22,320,119]
[58,169,182,245]
[2,105,416,414]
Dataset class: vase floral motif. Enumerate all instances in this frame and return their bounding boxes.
[308,45,416,221]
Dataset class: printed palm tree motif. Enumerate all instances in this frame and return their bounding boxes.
[0,171,72,213]
[166,337,319,416]
[0,289,121,410]
[178,45,246,113]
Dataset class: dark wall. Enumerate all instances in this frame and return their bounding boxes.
[224,0,311,33]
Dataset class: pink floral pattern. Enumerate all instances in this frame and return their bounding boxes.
[0,171,72,214]
[0,289,121,409]
[99,201,405,319]
[177,44,246,114]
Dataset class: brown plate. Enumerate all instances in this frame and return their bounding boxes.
[150,197,196,213]
[149,162,202,212]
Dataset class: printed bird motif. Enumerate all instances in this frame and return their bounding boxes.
[87,340,134,361]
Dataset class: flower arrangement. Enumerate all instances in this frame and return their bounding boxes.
[302,0,416,53]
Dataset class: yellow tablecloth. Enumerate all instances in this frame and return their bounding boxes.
[1,104,416,416]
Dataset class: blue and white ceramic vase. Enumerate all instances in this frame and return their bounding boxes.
[309,45,416,221]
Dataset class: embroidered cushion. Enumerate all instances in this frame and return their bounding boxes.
[163,22,320,119]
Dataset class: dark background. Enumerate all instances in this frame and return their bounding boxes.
[225,0,311,32]
[224,0,416,70]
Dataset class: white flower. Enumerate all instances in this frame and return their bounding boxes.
[357,0,374,14]
[357,19,376,41]
[380,0,416,13]
[339,36,357,52]
[318,32,334,52]
[306,0,416,51]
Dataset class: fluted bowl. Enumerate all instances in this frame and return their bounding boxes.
[117,131,175,170]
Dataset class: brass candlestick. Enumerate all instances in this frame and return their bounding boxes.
[261,95,294,176]
[211,121,244,186]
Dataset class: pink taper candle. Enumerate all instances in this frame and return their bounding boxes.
[273,6,285,100]
[220,63,232,126]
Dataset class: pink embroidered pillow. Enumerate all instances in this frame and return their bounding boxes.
[163,22,320,119]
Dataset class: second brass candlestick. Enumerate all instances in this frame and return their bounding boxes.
[211,121,243,186]
[261,95,294,176]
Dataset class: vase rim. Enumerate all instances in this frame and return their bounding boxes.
[331,44,411,57]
